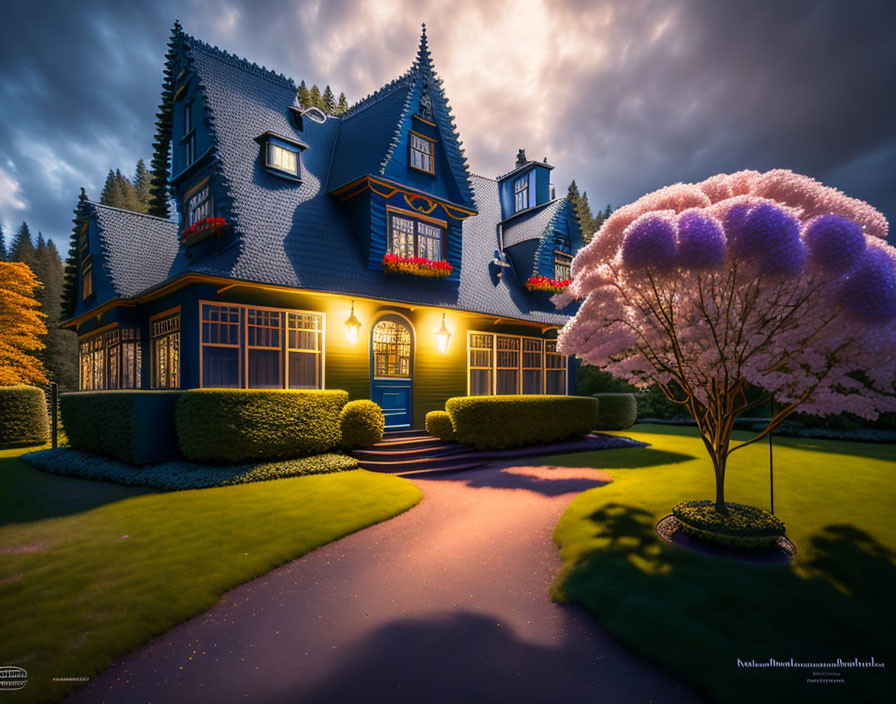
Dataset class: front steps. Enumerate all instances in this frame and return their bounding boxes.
[350,431,643,477]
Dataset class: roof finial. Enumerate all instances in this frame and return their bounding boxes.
[79,187,88,202]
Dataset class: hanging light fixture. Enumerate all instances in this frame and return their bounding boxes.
[434,312,452,354]
[344,301,361,344]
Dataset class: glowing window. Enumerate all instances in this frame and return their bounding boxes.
[373,320,411,378]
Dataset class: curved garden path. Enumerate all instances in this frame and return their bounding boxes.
[69,464,705,703]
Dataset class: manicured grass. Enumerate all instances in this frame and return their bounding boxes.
[544,424,896,704]
[0,446,422,704]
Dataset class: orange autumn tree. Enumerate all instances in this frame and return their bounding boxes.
[0,261,49,386]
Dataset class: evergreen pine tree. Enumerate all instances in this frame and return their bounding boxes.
[322,85,336,114]
[578,191,595,242]
[148,22,182,218]
[10,222,37,270]
[101,170,124,207]
[0,224,7,261]
[134,159,152,212]
[34,238,78,388]
[297,80,310,107]
[335,91,349,116]
[309,84,322,109]
[115,169,141,212]
[61,189,88,320]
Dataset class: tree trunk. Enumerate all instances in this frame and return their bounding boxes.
[701,418,734,513]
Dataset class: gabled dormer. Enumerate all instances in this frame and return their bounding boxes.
[497,150,555,220]
[501,195,583,291]
[329,26,477,284]
[152,23,235,263]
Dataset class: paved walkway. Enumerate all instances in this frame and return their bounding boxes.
[69,464,705,703]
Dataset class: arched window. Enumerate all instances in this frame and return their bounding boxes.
[372,320,411,377]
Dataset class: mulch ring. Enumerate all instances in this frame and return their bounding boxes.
[655,515,797,565]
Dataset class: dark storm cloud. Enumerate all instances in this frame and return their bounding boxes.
[0,0,894,252]
[548,0,896,222]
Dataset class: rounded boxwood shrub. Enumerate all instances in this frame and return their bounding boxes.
[0,385,49,448]
[339,400,385,449]
[672,500,786,549]
[425,410,454,441]
[445,395,598,450]
[592,393,637,430]
[176,389,349,463]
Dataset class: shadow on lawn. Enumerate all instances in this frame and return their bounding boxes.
[525,446,697,470]
[0,455,151,527]
[558,503,895,704]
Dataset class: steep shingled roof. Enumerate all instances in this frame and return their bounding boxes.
[90,202,179,298]
[76,28,574,326]
[503,199,568,248]
[327,25,476,208]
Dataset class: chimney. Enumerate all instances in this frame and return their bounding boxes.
[515,149,527,167]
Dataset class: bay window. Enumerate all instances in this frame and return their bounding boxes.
[200,302,324,389]
[467,332,567,396]
[78,327,141,390]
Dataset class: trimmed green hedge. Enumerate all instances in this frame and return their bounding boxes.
[60,391,181,464]
[593,393,637,430]
[21,447,357,491]
[339,400,385,449]
[672,500,786,549]
[176,389,348,463]
[0,385,49,448]
[445,395,598,450]
[425,410,455,441]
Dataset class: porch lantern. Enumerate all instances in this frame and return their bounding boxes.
[344,301,362,344]
[434,313,452,354]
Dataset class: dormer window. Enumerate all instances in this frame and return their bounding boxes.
[514,176,528,212]
[183,101,197,165]
[257,132,307,182]
[389,211,444,261]
[409,132,435,174]
[267,142,298,175]
[554,252,572,281]
[185,181,212,226]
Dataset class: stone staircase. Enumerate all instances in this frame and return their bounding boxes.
[350,429,644,477]
[350,430,488,476]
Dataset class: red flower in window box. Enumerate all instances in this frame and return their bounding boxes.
[181,217,229,245]
[382,253,453,278]
[525,276,572,293]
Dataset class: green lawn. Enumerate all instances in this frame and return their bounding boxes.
[0,446,422,704]
[543,424,896,704]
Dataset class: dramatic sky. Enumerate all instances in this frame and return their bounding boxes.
[2,0,895,251]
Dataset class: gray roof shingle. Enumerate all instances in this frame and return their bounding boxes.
[503,199,567,248]
[90,203,179,298]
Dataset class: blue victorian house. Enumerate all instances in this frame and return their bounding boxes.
[63,23,586,429]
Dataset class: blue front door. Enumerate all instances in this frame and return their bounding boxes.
[370,315,414,429]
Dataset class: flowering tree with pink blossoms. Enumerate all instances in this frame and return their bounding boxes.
[556,169,896,511]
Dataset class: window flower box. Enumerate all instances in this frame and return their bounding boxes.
[182,217,228,246]
[382,253,453,278]
[525,276,571,293]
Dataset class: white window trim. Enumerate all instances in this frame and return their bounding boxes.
[199,300,326,390]
[466,331,568,396]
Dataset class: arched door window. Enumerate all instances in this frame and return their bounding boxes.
[372,320,411,377]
